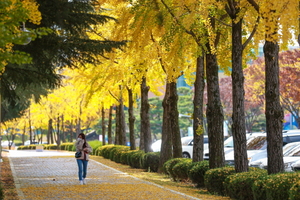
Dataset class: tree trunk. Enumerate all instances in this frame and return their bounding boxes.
[206,51,225,169]
[264,41,284,174]
[115,105,120,145]
[48,118,54,144]
[169,82,182,158]
[70,119,74,142]
[108,106,113,144]
[128,87,136,150]
[118,100,126,146]
[102,106,106,145]
[61,115,65,143]
[231,19,248,172]
[140,77,152,152]
[193,55,205,162]
[158,82,173,172]
[56,114,61,146]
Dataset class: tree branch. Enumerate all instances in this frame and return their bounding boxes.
[247,0,259,12]
[243,16,260,50]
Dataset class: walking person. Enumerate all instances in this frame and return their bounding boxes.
[75,133,92,185]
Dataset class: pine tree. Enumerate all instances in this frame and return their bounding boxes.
[1,0,126,119]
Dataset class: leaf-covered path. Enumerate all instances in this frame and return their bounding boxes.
[7,150,201,200]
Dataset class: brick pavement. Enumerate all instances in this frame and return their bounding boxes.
[7,150,201,200]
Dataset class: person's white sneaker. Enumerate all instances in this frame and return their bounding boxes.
[83,178,86,185]
[79,180,83,185]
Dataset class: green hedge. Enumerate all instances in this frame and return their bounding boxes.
[265,173,299,200]
[204,166,236,196]
[172,159,192,181]
[289,181,300,200]
[224,168,267,200]
[144,152,160,172]
[127,150,146,169]
[163,158,188,179]
[188,160,210,187]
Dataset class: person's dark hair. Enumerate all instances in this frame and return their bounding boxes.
[78,133,85,140]
[78,133,87,148]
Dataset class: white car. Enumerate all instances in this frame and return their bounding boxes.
[151,139,162,152]
[224,132,267,165]
[182,136,209,158]
[291,158,300,171]
[254,143,300,172]
[248,130,300,165]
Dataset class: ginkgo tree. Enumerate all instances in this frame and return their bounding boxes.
[247,0,300,174]
[0,0,41,71]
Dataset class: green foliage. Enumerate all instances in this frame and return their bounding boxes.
[113,146,130,163]
[162,158,187,177]
[224,169,267,200]
[172,158,192,181]
[144,152,160,172]
[120,151,131,165]
[252,173,269,200]
[127,150,146,169]
[204,166,236,196]
[264,173,300,200]
[60,142,74,151]
[44,144,57,150]
[88,140,102,155]
[188,160,210,187]
[289,181,300,200]
[98,145,115,158]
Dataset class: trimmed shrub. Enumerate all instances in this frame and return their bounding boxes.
[120,151,131,165]
[60,143,73,151]
[289,181,300,200]
[172,159,192,181]
[144,152,160,172]
[128,150,146,168]
[224,168,267,200]
[163,158,187,179]
[188,160,210,187]
[45,144,58,150]
[114,146,130,163]
[88,140,102,155]
[99,145,115,158]
[265,173,300,200]
[252,174,269,200]
[108,146,122,161]
[204,166,236,196]
[94,146,103,156]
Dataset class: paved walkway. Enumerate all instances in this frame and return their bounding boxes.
[7,150,201,200]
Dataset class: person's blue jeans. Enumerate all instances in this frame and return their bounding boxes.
[76,159,88,181]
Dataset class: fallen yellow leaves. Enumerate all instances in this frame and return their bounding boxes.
[22,183,194,200]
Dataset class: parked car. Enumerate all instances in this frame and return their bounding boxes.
[182,136,209,158]
[202,132,266,162]
[254,142,300,172]
[151,139,162,152]
[291,158,300,171]
[249,141,300,168]
[151,135,210,158]
[248,130,300,164]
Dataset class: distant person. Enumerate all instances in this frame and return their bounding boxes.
[75,133,92,185]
